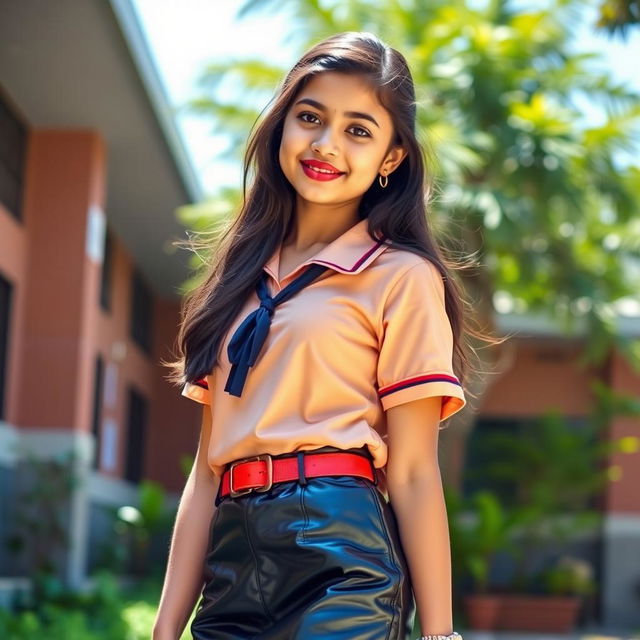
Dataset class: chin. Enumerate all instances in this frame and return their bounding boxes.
[298,193,337,205]
[297,191,343,206]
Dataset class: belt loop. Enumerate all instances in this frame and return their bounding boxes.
[297,452,307,486]
[369,456,379,486]
[214,477,223,506]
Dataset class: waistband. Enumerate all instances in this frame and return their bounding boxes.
[216,446,377,505]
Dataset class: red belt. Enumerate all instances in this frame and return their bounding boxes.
[219,451,377,499]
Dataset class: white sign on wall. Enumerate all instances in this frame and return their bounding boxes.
[86,203,106,263]
[100,418,118,471]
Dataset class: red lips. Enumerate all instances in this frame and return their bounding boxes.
[300,159,345,182]
[301,159,344,174]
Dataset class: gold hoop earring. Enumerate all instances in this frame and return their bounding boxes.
[378,173,388,188]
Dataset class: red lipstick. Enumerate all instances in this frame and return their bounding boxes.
[300,159,345,182]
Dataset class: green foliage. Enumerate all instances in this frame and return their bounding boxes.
[178,0,640,377]
[540,555,597,596]
[91,479,178,578]
[447,488,525,594]
[451,385,640,595]
[0,571,198,640]
[3,448,79,576]
[0,453,184,637]
[473,413,607,511]
[0,571,129,640]
[595,0,640,38]
[174,184,244,293]
[107,480,176,577]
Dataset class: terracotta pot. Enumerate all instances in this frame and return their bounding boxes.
[462,594,503,630]
[498,594,581,632]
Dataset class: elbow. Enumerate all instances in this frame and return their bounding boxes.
[386,462,441,492]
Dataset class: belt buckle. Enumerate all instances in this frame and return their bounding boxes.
[229,454,273,498]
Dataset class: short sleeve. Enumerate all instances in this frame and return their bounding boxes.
[181,377,211,405]
[376,259,466,422]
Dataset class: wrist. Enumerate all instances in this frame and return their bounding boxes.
[152,632,177,640]
[152,623,179,640]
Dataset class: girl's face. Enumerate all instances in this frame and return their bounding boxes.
[278,71,406,209]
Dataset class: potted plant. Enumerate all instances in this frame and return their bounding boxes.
[456,386,640,632]
[447,489,524,630]
[496,554,596,632]
[451,488,597,632]
[453,382,640,632]
[542,555,596,599]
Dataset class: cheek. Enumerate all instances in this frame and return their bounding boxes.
[279,128,304,181]
[280,123,301,161]
[348,147,382,177]
[279,131,293,171]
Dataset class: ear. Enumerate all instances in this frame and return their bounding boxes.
[380,144,407,176]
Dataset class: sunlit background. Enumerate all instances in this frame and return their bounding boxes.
[0,0,639,638]
[132,0,640,193]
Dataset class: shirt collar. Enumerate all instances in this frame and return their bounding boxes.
[263,218,388,284]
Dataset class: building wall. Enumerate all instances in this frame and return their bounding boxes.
[0,127,201,588]
[91,225,201,488]
[0,126,200,480]
[481,338,598,417]
[0,180,29,430]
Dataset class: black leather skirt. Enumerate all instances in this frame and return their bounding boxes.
[190,446,416,639]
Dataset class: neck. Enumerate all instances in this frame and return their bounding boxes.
[285,197,361,250]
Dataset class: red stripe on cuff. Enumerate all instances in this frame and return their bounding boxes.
[378,373,461,398]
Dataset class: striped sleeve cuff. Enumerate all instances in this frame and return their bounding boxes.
[378,372,466,420]
[181,377,211,405]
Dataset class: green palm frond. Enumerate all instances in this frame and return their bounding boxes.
[175,0,640,372]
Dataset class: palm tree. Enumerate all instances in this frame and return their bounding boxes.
[596,0,640,38]
[177,0,640,484]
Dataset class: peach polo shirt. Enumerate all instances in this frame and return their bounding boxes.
[181,218,466,479]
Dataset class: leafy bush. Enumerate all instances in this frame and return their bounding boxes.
[0,571,130,640]
[540,555,597,597]
[0,570,198,640]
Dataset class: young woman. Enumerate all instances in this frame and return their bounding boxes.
[154,31,489,640]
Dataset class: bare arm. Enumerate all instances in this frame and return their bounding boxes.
[153,405,221,640]
[386,396,454,637]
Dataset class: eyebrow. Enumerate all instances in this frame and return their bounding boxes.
[294,98,380,129]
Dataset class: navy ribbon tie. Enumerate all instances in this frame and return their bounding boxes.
[224,263,329,397]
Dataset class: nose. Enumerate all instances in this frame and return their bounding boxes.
[312,126,339,156]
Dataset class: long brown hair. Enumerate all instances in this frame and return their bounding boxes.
[164,31,499,397]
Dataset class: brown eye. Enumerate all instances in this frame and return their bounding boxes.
[348,125,371,138]
[298,112,320,124]
[297,112,371,138]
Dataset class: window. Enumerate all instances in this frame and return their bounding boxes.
[91,355,104,469]
[0,273,12,420]
[99,227,113,312]
[129,267,152,355]
[463,415,597,509]
[462,418,518,503]
[124,386,148,484]
[0,90,27,220]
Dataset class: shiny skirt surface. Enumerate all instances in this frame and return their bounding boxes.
[190,447,416,639]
